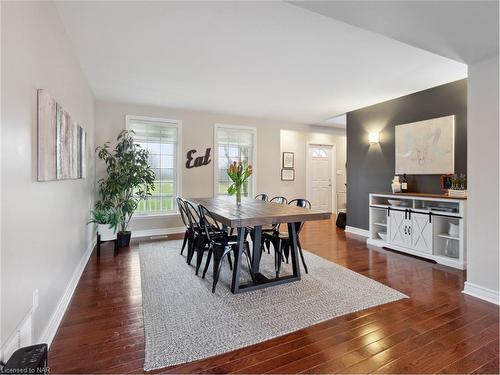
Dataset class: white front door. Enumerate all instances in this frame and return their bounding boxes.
[308,145,332,212]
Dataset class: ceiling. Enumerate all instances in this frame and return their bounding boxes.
[291,1,499,64]
[56,1,467,125]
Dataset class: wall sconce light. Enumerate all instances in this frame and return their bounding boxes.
[368,131,380,144]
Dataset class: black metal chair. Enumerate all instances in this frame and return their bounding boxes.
[183,200,205,267]
[199,205,254,293]
[259,196,288,254]
[263,198,311,277]
[288,198,311,209]
[184,200,229,275]
[270,196,287,205]
[254,193,269,201]
[176,197,190,256]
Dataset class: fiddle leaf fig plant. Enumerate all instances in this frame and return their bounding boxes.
[95,130,155,233]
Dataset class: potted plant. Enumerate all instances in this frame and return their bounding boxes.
[88,209,120,241]
[227,161,253,205]
[95,130,155,247]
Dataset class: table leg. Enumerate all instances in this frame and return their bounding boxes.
[287,222,301,279]
[252,225,262,272]
[231,227,246,293]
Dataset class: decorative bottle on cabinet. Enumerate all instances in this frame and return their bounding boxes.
[391,176,401,193]
[401,174,408,193]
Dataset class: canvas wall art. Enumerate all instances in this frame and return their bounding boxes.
[395,115,455,175]
[37,89,86,181]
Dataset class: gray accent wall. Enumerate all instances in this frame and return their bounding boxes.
[346,79,467,230]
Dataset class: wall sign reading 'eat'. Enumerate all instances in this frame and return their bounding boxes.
[186,148,211,169]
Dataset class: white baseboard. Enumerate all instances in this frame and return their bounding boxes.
[38,238,96,348]
[463,282,500,305]
[131,227,184,239]
[0,307,34,362]
[345,226,370,238]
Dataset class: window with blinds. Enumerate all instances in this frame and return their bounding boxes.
[126,116,181,215]
[215,125,256,196]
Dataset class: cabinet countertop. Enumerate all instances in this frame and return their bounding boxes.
[372,192,467,200]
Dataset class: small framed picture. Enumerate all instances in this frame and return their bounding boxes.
[282,152,294,168]
[281,168,295,181]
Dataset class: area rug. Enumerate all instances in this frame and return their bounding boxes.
[139,240,407,371]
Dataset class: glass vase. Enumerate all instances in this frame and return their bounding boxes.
[236,185,242,206]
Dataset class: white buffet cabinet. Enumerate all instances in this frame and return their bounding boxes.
[367,193,467,269]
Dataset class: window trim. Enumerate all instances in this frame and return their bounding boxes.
[213,123,257,197]
[125,115,182,217]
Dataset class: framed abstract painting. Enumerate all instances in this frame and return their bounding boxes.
[37,89,87,181]
[395,115,455,175]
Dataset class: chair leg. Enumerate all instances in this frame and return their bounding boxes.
[188,236,199,266]
[227,253,233,270]
[186,236,194,264]
[263,239,268,253]
[274,246,280,278]
[195,240,206,275]
[298,241,308,274]
[278,241,287,277]
[243,244,256,282]
[284,241,290,264]
[180,230,188,255]
[212,250,224,293]
[202,248,212,278]
[274,239,283,278]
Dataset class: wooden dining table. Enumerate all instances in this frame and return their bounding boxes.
[186,196,331,293]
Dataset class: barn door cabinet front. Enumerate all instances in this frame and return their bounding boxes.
[367,193,466,270]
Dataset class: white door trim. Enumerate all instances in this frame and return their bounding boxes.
[306,143,336,213]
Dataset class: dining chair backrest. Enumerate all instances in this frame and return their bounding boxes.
[184,200,202,230]
[288,198,312,209]
[288,198,311,234]
[198,205,222,242]
[268,196,287,232]
[176,197,189,228]
[270,196,288,205]
[254,193,268,201]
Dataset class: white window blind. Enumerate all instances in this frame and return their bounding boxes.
[127,116,180,215]
[215,125,256,196]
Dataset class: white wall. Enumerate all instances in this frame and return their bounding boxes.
[1,1,96,350]
[95,100,345,233]
[464,54,500,302]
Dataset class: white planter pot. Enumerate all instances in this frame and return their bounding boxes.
[97,223,117,241]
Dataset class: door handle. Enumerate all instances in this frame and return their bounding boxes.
[405,209,408,220]
[408,226,411,235]
[404,225,407,235]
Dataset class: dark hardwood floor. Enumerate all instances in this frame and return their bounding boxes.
[48,217,499,373]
